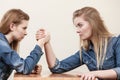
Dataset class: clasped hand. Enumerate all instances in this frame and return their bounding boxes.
[36,29,50,44]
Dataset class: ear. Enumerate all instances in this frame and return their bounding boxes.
[10,23,16,31]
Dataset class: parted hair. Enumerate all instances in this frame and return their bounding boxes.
[73,7,113,69]
[0,9,29,51]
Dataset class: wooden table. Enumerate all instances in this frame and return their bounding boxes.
[14,65,100,80]
[14,65,89,80]
[14,73,80,80]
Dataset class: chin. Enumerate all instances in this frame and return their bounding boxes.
[81,37,86,40]
[81,37,88,40]
[18,38,23,41]
[81,36,91,40]
[82,39,87,40]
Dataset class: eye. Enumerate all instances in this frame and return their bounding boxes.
[76,23,83,28]
[23,27,27,30]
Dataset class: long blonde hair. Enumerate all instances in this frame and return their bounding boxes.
[73,7,113,69]
[0,9,29,52]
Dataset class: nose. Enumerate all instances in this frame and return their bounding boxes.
[76,27,81,34]
[76,30,80,33]
[24,31,27,36]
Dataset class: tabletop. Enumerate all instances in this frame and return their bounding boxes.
[14,65,91,80]
[14,73,80,80]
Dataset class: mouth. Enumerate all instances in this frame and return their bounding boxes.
[22,36,25,39]
[79,33,82,36]
[20,36,24,40]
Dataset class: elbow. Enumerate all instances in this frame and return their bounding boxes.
[50,69,64,74]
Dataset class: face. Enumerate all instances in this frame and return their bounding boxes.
[73,16,92,40]
[12,20,28,41]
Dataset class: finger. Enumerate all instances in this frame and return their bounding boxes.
[91,76,94,80]
[88,76,92,80]
[36,34,46,40]
[84,76,88,80]
[37,69,41,74]
[93,77,98,80]
[39,28,45,31]
[36,29,45,35]
[32,70,36,74]
[36,32,45,35]
[35,69,42,74]
[37,28,45,32]
[80,75,85,80]
[77,74,82,77]
[32,69,39,74]
[35,65,42,70]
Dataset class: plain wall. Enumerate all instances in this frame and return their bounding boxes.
[0,0,120,79]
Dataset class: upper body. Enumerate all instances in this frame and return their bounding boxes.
[36,7,119,80]
[0,33,43,80]
[49,35,120,80]
[0,9,46,80]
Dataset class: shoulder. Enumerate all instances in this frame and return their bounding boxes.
[0,33,9,47]
[109,34,120,48]
[0,37,8,47]
[111,34,120,42]
[0,38,11,53]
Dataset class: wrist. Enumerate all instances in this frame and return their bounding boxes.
[44,41,50,46]
[37,39,45,48]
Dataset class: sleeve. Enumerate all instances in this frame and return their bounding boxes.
[1,45,43,74]
[50,51,81,73]
[112,35,120,80]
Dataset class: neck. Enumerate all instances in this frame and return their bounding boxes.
[5,33,14,44]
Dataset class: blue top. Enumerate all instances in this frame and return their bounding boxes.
[0,33,43,80]
[50,35,120,80]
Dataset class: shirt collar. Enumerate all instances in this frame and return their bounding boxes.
[89,41,94,51]
[0,32,10,45]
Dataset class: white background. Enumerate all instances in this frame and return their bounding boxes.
[0,0,120,79]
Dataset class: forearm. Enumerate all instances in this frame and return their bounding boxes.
[44,42,56,68]
[92,69,117,79]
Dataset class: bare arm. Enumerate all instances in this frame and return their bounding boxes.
[44,42,56,68]
[36,29,56,68]
[36,29,48,48]
[94,69,117,80]
[79,69,117,80]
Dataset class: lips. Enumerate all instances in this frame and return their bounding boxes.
[79,33,82,36]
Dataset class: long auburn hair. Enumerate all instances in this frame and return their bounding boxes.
[73,7,113,69]
[0,9,29,52]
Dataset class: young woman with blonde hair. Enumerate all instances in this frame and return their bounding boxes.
[36,7,120,80]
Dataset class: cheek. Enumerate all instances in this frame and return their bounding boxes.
[15,31,24,38]
[84,26,92,36]
[82,26,90,33]
[18,29,24,34]
[86,28,92,37]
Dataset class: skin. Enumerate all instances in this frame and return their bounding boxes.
[5,20,43,74]
[32,65,42,74]
[73,16,92,40]
[5,20,28,43]
[36,16,117,79]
